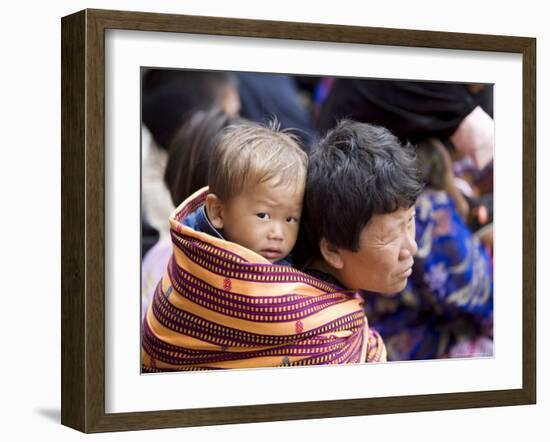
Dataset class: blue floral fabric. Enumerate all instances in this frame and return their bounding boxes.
[363,189,493,361]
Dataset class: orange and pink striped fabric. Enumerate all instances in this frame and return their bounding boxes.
[141,188,385,372]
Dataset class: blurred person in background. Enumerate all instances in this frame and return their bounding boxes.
[141,69,240,256]
[317,79,494,172]
[141,108,239,317]
[237,72,318,150]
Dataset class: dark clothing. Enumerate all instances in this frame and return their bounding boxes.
[238,73,317,150]
[182,205,224,240]
[317,79,489,143]
[141,214,159,258]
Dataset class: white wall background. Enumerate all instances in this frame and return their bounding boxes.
[0,0,545,439]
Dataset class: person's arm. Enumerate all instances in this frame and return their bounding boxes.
[450,105,494,171]
[444,175,470,222]
[474,222,493,252]
[435,140,470,221]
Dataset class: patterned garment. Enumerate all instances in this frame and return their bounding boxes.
[142,188,384,372]
[364,189,493,361]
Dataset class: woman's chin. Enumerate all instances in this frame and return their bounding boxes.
[375,280,408,296]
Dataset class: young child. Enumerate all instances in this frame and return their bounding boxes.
[183,121,308,265]
[142,121,381,371]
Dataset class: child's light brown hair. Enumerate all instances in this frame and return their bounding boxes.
[208,120,308,201]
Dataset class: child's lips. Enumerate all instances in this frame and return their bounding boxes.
[261,248,282,259]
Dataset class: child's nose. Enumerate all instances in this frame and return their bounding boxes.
[268,223,284,241]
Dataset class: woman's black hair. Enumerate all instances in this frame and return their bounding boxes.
[303,120,423,256]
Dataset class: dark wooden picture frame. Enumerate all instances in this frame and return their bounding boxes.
[61,8,536,433]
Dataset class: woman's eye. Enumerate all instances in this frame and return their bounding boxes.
[286,216,298,224]
[256,212,270,220]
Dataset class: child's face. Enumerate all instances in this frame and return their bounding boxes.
[219,178,304,263]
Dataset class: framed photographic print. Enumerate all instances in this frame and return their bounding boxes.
[61,8,536,433]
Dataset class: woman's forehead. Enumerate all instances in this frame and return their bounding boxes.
[367,207,414,234]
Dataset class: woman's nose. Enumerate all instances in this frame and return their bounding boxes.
[400,229,418,259]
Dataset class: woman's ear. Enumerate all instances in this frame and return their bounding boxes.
[205,194,225,229]
[319,238,344,270]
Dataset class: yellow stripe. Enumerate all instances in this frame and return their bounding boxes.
[163,277,365,336]
[143,353,303,370]
[139,187,375,370]
[171,245,328,297]
[145,304,287,352]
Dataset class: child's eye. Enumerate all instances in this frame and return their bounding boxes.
[286,216,299,224]
[256,212,270,220]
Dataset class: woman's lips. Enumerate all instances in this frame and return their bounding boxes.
[396,260,414,278]
[396,267,413,279]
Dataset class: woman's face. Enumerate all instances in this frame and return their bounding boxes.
[333,206,417,295]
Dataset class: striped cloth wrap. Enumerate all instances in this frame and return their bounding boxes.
[142,188,385,372]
